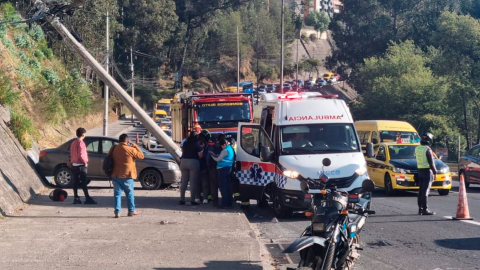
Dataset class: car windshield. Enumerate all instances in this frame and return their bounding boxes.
[280,124,360,155]
[196,101,250,122]
[380,131,420,143]
[388,145,418,159]
[157,104,170,111]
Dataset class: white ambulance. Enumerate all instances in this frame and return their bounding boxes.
[235,92,371,217]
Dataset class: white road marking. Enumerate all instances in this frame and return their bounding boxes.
[277,243,294,264]
[444,216,480,226]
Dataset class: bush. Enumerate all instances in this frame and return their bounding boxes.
[34,49,45,60]
[17,64,34,78]
[58,77,91,117]
[29,58,41,70]
[309,33,317,42]
[1,36,15,51]
[38,42,53,59]
[42,89,67,124]
[42,69,59,85]
[28,25,45,41]
[1,3,17,20]
[0,23,6,38]
[17,51,28,62]
[8,108,33,149]
[0,76,19,106]
[14,33,33,48]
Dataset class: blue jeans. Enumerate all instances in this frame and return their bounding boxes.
[218,166,233,207]
[113,178,135,214]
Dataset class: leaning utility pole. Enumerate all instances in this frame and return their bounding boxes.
[280,0,285,94]
[48,18,182,163]
[237,25,240,93]
[130,47,134,122]
[103,11,109,136]
[296,38,299,86]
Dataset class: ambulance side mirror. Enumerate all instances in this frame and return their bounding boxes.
[366,143,374,158]
[260,145,273,162]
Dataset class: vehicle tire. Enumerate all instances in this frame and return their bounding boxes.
[54,166,75,188]
[139,169,163,190]
[384,174,396,196]
[460,172,470,188]
[273,190,292,218]
[438,189,450,196]
[316,240,336,270]
[257,195,268,208]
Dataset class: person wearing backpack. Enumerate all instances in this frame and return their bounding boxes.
[107,134,144,218]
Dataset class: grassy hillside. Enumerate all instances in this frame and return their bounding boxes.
[0,3,114,149]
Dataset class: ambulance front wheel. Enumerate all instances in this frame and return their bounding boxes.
[273,191,292,218]
[257,194,268,208]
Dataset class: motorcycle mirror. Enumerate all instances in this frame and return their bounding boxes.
[322,158,331,167]
[361,179,375,193]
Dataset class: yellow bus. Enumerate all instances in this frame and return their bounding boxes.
[355,120,420,152]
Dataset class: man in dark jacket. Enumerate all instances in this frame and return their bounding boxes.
[415,132,437,215]
[207,134,225,206]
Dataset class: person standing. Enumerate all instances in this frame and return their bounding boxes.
[207,134,224,206]
[197,139,210,204]
[211,139,235,208]
[108,134,144,218]
[415,132,437,215]
[180,131,203,205]
[70,127,96,205]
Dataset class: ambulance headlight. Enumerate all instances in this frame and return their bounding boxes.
[283,170,299,179]
[355,165,367,176]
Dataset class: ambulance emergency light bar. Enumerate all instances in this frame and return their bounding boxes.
[278,92,339,100]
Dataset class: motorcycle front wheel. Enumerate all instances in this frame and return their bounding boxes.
[315,240,335,270]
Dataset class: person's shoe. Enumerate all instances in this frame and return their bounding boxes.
[73,198,82,204]
[114,213,121,218]
[418,208,423,215]
[84,197,97,205]
[421,209,435,215]
[203,199,209,204]
[179,201,185,205]
[128,210,141,217]
[191,201,200,206]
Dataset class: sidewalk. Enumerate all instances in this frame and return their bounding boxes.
[0,182,270,270]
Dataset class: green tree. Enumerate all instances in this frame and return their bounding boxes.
[304,11,330,33]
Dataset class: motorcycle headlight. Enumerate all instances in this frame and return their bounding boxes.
[392,167,407,173]
[312,223,325,232]
[283,170,299,179]
[438,167,450,174]
[355,165,367,176]
[168,162,179,170]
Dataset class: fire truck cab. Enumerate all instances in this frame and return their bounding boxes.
[235,92,370,217]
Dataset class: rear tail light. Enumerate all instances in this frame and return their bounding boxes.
[348,194,359,203]
[39,151,47,158]
[304,194,312,199]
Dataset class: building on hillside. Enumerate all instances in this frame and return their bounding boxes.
[303,0,339,18]
[333,0,343,14]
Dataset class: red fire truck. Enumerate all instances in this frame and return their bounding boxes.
[171,92,254,143]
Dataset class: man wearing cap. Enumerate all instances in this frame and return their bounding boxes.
[415,132,437,215]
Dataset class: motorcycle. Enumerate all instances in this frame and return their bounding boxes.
[283,158,376,270]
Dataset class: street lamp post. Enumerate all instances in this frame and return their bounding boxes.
[280,0,284,94]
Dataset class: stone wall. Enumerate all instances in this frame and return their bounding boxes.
[0,105,45,217]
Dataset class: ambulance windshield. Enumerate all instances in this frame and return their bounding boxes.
[196,101,250,122]
[280,124,360,155]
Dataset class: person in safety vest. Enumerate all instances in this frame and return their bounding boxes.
[415,132,437,215]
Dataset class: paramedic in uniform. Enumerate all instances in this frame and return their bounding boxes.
[291,133,312,148]
[415,132,437,215]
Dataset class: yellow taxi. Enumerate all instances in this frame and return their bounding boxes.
[323,72,335,80]
[366,142,452,196]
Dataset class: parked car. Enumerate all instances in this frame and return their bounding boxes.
[258,85,267,92]
[159,120,171,130]
[316,78,327,86]
[36,136,181,190]
[283,83,293,92]
[294,79,304,87]
[328,77,337,84]
[265,84,276,93]
[304,81,314,89]
[459,145,480,188]
[142,129,172,152]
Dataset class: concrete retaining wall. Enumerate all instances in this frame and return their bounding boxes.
[0,106,45,217]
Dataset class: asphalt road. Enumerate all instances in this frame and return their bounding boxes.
[243,180,480,270]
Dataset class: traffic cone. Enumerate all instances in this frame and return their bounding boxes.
[452,174,473,220]
[136,132,139,144]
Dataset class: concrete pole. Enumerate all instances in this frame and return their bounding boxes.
[237,25,240,93]
[296,38,299,89]
[130,47,135,122]
[49,18,182,163]
[280,0,285,94]
[103,11,109,136]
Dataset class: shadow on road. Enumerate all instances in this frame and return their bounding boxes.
[435,237,480,250]
[154,260,262,270]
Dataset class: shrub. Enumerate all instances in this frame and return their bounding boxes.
[8,108,33,149]
[38,42,53,59]
[0,23,6,38]
[58,77,91,117]
[17,51,28,62]
[28,25,45,41]
[17,64,34,78]
[1,36,15,51]
[309,33,317,42]
[14,33,33,48]
[42,89,67,124]
[28,58,41,70]
[34,49,45,60]
[42,69,59,85]
[0,76,19,106]
[1,3,17,20]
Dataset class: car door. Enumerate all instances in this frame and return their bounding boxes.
[83,137,101,178]
[236,123,275,200]
[368,145,388,187]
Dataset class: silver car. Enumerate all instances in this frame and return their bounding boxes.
[36,136,181,190]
